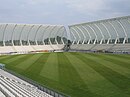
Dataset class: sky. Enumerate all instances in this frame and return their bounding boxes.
[0,0,130,26]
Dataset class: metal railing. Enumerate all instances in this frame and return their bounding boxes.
[3,68,70,97]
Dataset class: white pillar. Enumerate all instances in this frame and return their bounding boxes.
[76,26,86,44]
[94,24,104,44]
[11,24,17,46]
[71,27,81,44]
[55,26,64,44]
[81,26,92,44]
[49,26,57,45]
[116,20,127,44]
[69,27,77,44]
[42,26,50,45]
[88,25,97,44]
[34,25,42,45]
[2,24,8,46]
[108,21,119,44]
[101,23,111,44]
[27,25,34,46]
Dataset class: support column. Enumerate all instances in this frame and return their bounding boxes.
[116,20,127,44]
[11,24,17,46]
[54,26,63,45]
[81,26,92,44]
[88,25,97,44]
[69,28,77,44]
[2,24,8,46]
[61,26,66,45]
[71,27,81,44]
[42,26,50,45]
[101,23,111,44]
[34,25,42,45]
[19,25,26,46]
[108,21,119,44]
[49,26,57,45]
[76,26,86,44]
[0,25,2,46]
[94,24,104,44]
[27,25,34,46]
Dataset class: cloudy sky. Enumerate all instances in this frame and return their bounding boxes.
[0,0,130,25]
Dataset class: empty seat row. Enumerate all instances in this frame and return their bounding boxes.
[0,69,53,97]
[0,44,65,54]
[0,91,5,97]
[70,44,130,52]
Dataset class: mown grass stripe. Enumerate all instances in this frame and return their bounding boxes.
[60,52,102,97]
[24,53,50,78]
[100,53,130,64]
[105,53,130,60]
[86,53,130,78]
[3,55,27,64]
[65,52,128,97]
[0,55,20,62]
[0,55,12,59]
[77,53,130,95]
[5,54,34,66]
[1,52,130,97]
[0,55,6,58]
[16,54,43,70]
[40,53,59,82]
[3,54,34,73]
[89,53,130,70]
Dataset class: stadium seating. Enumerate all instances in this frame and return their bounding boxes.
[0,46,16,53]
[107,44,130,52]
[0,24,67,55]
[70,43,130,52]
[0,69,53,97]
[22,46,35,52]
[0,90,6,97]
[70,44,98,50]
[0,16,130,54]
[91,44,114,51]
[69,16,130,52]
[0,44,65,55]
[32,45,53,51]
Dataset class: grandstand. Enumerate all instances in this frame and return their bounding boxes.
[0,69,53,97]
[0,24,67,55]
[68,16,130,53]
[0,16,130,55]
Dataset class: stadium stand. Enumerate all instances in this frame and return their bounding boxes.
[0,69,53,97]
[0,16,130,54]
[0,24,67,55]
[68,16,130,53]
[0,46,15,53]
[0,90,6,97]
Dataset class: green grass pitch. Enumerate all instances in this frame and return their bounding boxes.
[0,52,130,97]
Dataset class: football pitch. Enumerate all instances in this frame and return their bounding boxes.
[0,52,130,97]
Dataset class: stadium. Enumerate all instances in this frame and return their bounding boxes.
[0,24,67,54]
[0,16,130,97]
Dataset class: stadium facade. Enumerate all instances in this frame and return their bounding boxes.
[0,24,67,54]
[0,16,130,54]
[69,16,130,52]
